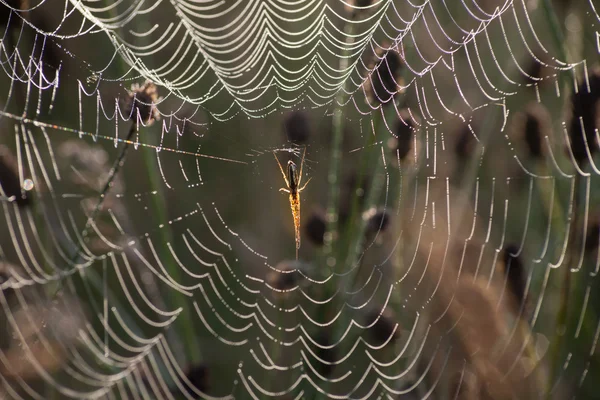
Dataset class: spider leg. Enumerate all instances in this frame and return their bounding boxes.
[298,177,312,192]
[273,151,290,188]
[297,146,307,187]
[279,188,290,193]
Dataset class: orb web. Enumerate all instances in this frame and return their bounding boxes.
[0,0,599,399]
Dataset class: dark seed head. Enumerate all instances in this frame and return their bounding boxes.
[283,111,310,145]
[121,80,161,125]
[314,331,337,378]
[568,67,600,164]
[184,363,209,393]
[29,12,62,74]
[585,216,599,253]
[367,45,404,104]
[363,207,391,239]
[0,0,28,27]
[365,308,399,346]
[0,145,31,207]
[304,208,326,246]
[454,122,477,160]
[502,244,526,305]
[525,59,543,83]
[515,103,551,159]
[522,57,552,88]
[389,109,416,161]
[266,260,303,296]
[524,112,543,158]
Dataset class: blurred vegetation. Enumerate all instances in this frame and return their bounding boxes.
[0,0,600,399]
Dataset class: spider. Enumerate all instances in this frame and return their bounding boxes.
[274,147,311,259]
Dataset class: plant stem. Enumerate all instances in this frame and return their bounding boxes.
[541,0,569,63]
[104,2,203,365]
[83,124,136,240]
[547,173,581,397]
[141,146,203,366]
[322,23,355,264]
[344,111,386,283]
[319,106,391,398]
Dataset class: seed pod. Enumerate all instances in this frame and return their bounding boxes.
[366,44,404,104]
[283,111,310,145]
[585,216,599,253]
[513,103,551,160]
[29,10,62,75]
[568,67,600,164]
[365,308,399,346]
[0,145,31,207]
[266,260,305,299]
[314,331,337,378]
[522,56,552,88]
[454,123,477,160]
[184,363,209,393]
[523,107,545,159]
[304,207,326,246]
[524,59,543,84]
[387,109,417,161]
[0,0,28,27]
[363,207,391,240]
[502,244,526,306]
[121,80,161,125]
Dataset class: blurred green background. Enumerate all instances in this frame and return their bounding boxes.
[0,0,600,399]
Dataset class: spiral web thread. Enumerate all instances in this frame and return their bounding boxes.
[0,0,600,399]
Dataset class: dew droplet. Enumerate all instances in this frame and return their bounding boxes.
[22,179,34,191]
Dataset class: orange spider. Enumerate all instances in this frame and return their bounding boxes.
[274,147,311,260]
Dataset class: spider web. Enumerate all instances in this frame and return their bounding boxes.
[1,0,600,398]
